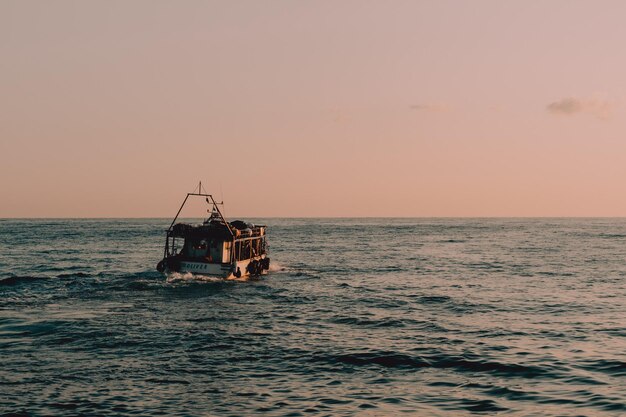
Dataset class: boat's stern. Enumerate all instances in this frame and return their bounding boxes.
[157,255,270,279]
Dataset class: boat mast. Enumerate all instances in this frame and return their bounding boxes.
[164,182,235,264]
[167,182,232,236]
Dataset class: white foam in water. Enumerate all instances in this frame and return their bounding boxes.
[269,261,288,272]
[166,271,222,283]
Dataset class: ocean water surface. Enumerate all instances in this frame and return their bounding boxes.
[1,218,625,416]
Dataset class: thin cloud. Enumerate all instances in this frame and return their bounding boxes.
[409,103,450,113]
[546,97,614,120]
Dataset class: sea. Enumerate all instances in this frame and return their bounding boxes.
[1,218,625,416]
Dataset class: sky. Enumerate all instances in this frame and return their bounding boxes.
[2,0,626,217]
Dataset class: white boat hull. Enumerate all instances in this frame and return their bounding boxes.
[172,256,267,279]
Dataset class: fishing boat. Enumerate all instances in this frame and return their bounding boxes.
[156,186,270,278]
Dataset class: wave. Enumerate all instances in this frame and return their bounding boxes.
[320,351,550,378]
[145,378,190,385]
[456,398,507,412]
[465,262,505,271]
[0,275,48,286]
[578,359,626,376]
[413,295,451,304]
[330,316,410,328]
[57,272,91,278]
[598,233,626,239]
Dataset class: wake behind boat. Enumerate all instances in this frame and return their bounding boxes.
[156,187,270,279]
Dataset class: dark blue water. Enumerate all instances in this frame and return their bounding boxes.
[1,218,625,416]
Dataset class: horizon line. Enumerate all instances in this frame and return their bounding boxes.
[3,216,626,220]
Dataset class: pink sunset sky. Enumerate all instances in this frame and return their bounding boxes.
[2,1,626,217]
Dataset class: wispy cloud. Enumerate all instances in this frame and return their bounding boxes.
[409,103,450,113]
[546,97,614,120]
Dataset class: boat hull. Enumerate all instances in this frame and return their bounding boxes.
[163,256,268,279]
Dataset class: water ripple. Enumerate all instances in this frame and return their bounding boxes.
[1,218,625,416]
